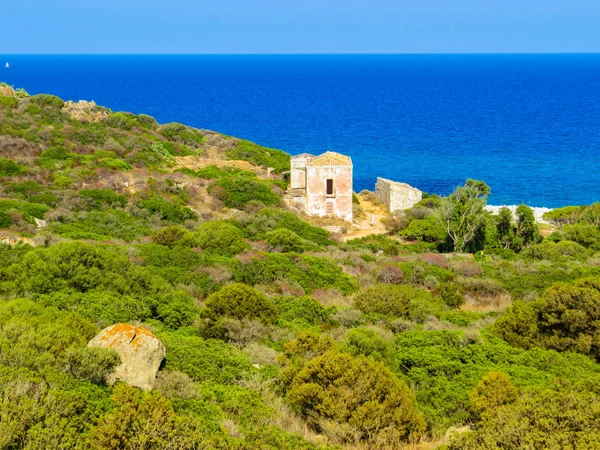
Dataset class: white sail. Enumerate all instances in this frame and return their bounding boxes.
[4,62,8,68]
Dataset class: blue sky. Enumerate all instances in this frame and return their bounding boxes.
[3,0,600,53]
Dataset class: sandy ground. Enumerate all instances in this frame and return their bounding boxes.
[342,194,390,241]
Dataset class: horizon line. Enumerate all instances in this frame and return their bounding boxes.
[2,52,600,56]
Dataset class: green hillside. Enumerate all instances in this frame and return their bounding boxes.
[2,83,600,449]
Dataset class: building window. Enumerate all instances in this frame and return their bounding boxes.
[326,179,334,195]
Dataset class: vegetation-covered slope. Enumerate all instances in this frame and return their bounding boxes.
[2,83,600,449]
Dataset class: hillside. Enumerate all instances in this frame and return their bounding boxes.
[2,83,600,449]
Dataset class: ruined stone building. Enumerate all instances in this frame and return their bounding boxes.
[286,151,353,222]
[375,177,422,213]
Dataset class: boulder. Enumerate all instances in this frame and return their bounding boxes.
[0,84,15,97]
[62,99,109,122]
[88,323,165,390]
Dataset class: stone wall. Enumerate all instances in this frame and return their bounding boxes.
[375,177,422,212]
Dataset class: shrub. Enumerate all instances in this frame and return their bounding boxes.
[78,188,127,209]
[264,228,310,253]
[0,158,24,177]
[159,122,205,147]
[399,216,448,244]
[437,281,466,308]
[376,264,404,284]
[226,140,290,173]
[494,277,600,360]
[151,226,190,248]
[138,195,198,223]
[283,350,425,443]
[204,283,277,324]
[209,175,280,209]
[240,208,332,246]
[471,371,518,413]
[51,210,151,241]
[274,296,331,328]
[341,327,396,368]
[194,220,248,256]
[353,284,441,321]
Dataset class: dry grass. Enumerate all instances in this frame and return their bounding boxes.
[462,293,512,313]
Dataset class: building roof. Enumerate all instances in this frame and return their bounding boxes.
[308,151,352,167]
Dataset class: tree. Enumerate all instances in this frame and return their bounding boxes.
[437,179,490,252]
[516,204,541,247]
[496,207,516,249]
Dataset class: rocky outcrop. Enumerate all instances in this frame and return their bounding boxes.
[62,100,109,122]
[0,84,15,97]
[88,323,165,391]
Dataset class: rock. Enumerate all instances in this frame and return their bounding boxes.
[62,100,109,122]
[322,225,345,234]
[444,425,472,444]
[34,218,47,228]
[88,323,165,390]
[0,84,15,97]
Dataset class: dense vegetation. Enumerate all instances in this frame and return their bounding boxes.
[2,84,600,449]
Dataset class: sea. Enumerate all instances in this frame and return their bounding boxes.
[2,54,600,208]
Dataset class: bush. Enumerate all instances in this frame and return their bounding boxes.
[240,208,332,246]
[376,264,404,284]
[209,175,280,209]
[194,220,248,256]
[438,281,465,308]
[204,283,277,324]
[78,188,127,209]
[151,226,190,248]
[399,216,448,244]
[159,122,204,147]
[226,140,290,173]
[274,296,331,328]
[471,371,518,413]
[51,210,150,242]
[494,277,600,360]
[283,350,425,443]
[0,158,24,177]
[341,327,396,368]
[264,228,311,253]
[353,284,442,321]
[138,195,198,223]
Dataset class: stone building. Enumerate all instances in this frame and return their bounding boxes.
[286,151,353,222]
[375,177,422,213]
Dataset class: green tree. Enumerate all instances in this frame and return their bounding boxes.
[437,179,491,252]
[516,204,542,247]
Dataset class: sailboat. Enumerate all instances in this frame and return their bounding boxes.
[4,62,8,69]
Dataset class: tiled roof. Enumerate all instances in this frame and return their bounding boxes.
[291,153,316,159]
[308,151,352,167]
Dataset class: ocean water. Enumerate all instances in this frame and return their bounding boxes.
[2,54,600,207]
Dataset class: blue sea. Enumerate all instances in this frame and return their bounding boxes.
[2,54,600,207]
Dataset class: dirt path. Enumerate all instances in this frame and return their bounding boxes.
[342,194,390,241]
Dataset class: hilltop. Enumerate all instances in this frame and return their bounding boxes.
[2,84,600,449]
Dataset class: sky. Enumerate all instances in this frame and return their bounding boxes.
[2,0,600,54]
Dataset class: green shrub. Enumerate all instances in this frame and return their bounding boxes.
[0,158,24,177]
[283,350,425,444]
[264,228,312,253]
[399,216,448,244]
[78,189,127,209]
[226,140,290,173]
[494,277,600,360]
[240,208,332,246]
[233,253,357,294]
[51,210,150,241]
[151,225,190,248]
[204,283,277,324]
[471,370,518,413]
[437,281,465,308]
[341,327,396,368]
[209,175,280,209]
[0,211,13,228]
[353,284,442,321]
[273,296,331,328]
[159,123,204,147]
[194,221,248,256]
[138,195,198,223]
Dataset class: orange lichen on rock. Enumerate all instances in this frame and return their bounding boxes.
[89,323,165,390]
